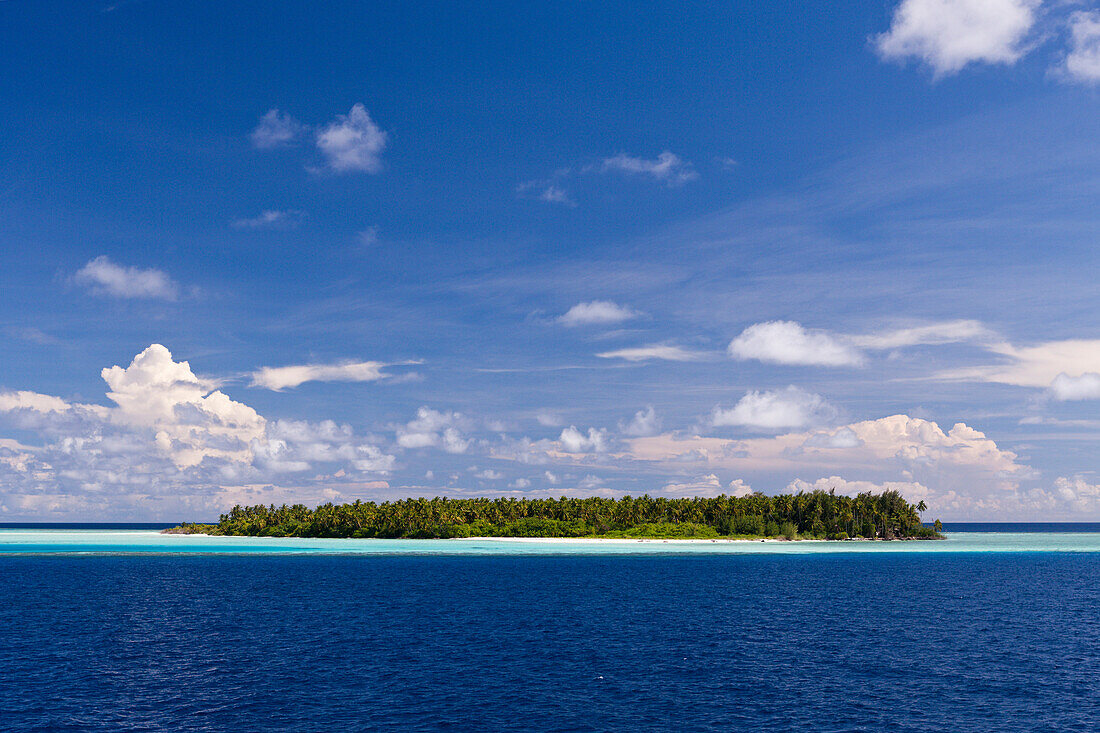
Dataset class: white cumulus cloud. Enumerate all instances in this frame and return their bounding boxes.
[1050,372,1100,401]
[0,345,395,519]
[558,300,639,326]
[1063,11,1100,84]
[729,321,863,367]
[559,426,610,453]
[315,103,388,173]
[875,0,1039,76]
[620,406,662,437]
[786,476,931,501]
[711,386,838,431]
[396,407,471,454]
[661,474,725,497]
[625,414,1032,519]
[728,479,754,498]
[74,256,179,300]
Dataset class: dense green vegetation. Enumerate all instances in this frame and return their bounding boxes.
[169,490,941,540]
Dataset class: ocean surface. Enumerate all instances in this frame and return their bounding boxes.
[3,526,1100,731]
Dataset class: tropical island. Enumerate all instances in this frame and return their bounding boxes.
[166,489,942,540]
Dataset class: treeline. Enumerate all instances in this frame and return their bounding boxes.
[173,490,941,540]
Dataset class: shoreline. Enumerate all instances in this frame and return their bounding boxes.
[159,531,930,543]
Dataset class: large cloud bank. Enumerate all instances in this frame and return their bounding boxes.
[0,345,394,518]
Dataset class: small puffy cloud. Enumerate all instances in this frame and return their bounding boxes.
[727,478,754,498]
[544,471,560,485]
[490,436,557,465]
[250,360,392,391]
[251,109,304,148]
[558,300,639,327]
[396,407,471,454]
[74,256,178,300]
[474,469,503,481]
[596,344,703,362]
[1051,476,1100,509]
[620,406,662,437]
[711,387,838,431]
[786,476,931,501]
[728,321,863,367]
[559,426,610,453]
[1050,372,1100,401]
[576,474,606,490]
[509,478,531,489]
[230,209,304,230]
[315,103,388,173]
[536,411,564,427]
[601,151,697,186]
[661,473,724,497]
[875,0,1039,76]
[1063,11,1100,84]
[802,427,864,449]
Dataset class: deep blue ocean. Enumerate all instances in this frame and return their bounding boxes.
[3,548,1100,731]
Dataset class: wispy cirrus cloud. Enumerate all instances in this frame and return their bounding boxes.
[518,150,697,206]
[250,359,417,390]
[596,344,705,362]
[517,180,576,207]
[939,339,1100,389]
[230,209,305,230]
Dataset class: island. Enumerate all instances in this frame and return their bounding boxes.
[166,489,942,540]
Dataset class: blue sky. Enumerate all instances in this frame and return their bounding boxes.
[3,0,1100,520]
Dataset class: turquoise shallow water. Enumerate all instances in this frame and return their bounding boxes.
[4,529,1100,554]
